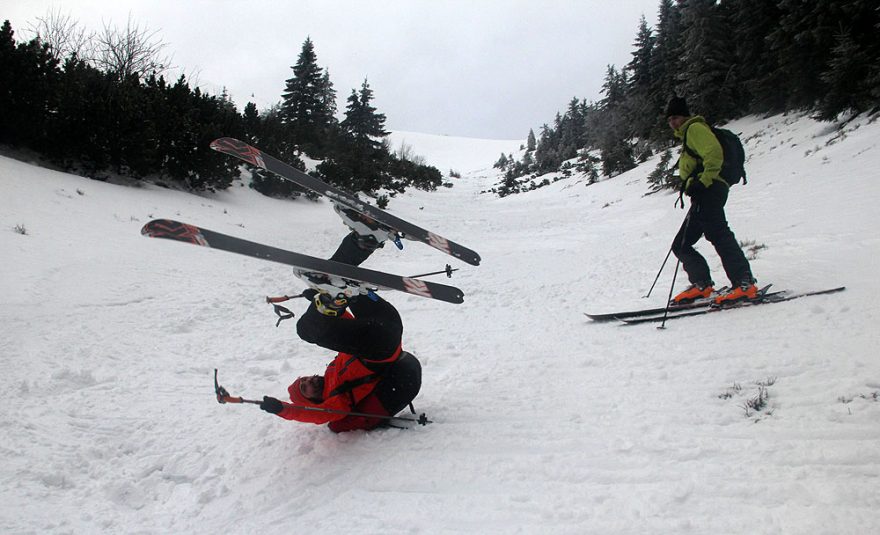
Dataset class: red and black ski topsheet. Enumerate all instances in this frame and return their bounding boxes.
[210,137,481,266]
[141,219,464,304]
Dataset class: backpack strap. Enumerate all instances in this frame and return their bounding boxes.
[327,372,382,407]
[681,127,701,161]
[680,126,706,185]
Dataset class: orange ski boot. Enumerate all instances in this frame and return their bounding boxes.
[672,283,714,304]
[714,282,759,306]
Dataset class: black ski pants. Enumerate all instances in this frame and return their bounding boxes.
[296,230,402,361]
[671,183,753,288]
[296,292,403,362]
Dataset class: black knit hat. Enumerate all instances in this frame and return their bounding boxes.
[665,96,690,117]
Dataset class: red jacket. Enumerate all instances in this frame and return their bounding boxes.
[276,317,402,425]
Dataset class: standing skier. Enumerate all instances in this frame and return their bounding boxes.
[665,96,758,306]
[259,225,422,432]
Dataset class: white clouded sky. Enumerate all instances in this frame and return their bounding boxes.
[6,0,661,139]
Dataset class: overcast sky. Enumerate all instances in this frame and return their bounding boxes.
[7,0,661,140]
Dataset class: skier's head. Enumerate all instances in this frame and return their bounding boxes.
[289,375,324,404]
[666,96,690,130]
[666,96,689,118]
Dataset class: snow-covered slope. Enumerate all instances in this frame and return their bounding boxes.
[387,130,522,174]
[2,113,879,534]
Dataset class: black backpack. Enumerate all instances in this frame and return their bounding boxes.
[682,126,747,186]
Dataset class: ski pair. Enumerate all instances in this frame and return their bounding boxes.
[143,137,482,304]
[584,286,738,321]
[585,286,846,324]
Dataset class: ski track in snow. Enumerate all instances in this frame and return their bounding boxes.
[2,114,880,533]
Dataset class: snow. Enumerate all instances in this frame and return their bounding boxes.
[2,112,880,534]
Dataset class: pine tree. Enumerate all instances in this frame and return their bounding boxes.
[818,29,872,119]
[319,69,337,118]
[0,20,20,144]
[625,15,657,139]
[281,37,335,154]
[323,78,390,192]
[560,97,585,158]
[341,78,388,150]
[766,0,848,110]
[597,65,635,176]
[0,21,61,149]
[526,128,536,151]
[725,0,785,114]
[649,0,684,114]
[677,0,737,122]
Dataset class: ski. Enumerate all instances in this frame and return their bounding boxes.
[141,219,464,304]
[210,137,481,266]
[584,286,748,321]
[619,286,845,325]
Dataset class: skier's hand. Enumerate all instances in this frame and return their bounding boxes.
[302,288,319,301]
[685,178,707,197]
[260,396,284,414]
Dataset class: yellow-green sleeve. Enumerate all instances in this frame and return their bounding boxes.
[686,122,723,186]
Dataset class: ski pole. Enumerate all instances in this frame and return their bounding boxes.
[213,369,432,425]
[646,208,693,298]
[276,403,432,426]
[409,264,457,279]
[266,293,306,304]
[644,247,673,298]
[215,369,262,404]
[658,210,693,330]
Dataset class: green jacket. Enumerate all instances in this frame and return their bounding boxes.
[674,115,726,190]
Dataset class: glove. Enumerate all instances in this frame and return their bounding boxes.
[685,177,708,197]
[260,396,284,414]
[301,288,319,301]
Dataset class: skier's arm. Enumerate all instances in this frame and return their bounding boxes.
[275,400,346,424]
[687,122,723,187]
[262,395,352,424]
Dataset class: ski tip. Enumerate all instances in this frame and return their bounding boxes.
[209,138,266,168]
[209,137,241,150]
[140,219,209,246]
[141,218,175,237]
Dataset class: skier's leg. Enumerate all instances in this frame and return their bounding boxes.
[699,185,754,286]
[297,294,402,360]
[671,207,713,286]
[333,203,395,256]
[329,231,377,267]
[327,394,387,433]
